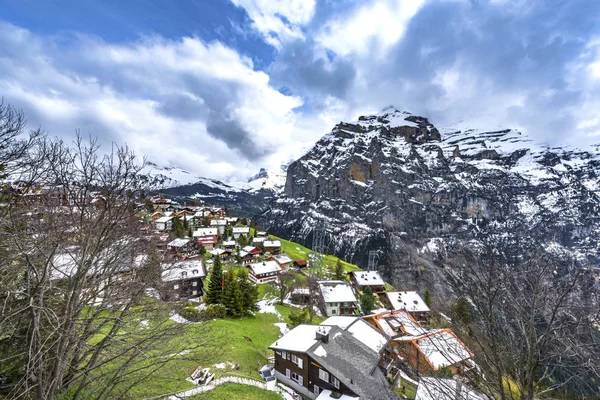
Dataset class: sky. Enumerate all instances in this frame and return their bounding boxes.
[1,0,599,181]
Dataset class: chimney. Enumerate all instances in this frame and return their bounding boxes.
[315,326,329,343]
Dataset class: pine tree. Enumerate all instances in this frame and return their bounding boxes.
[452,296,473,324]
[423,288,433,308]
[199,244,206,254]
[205,256,223,304]
[238,270,259,312]
[288,307,309,329]
[238,235,247,247]
[222,269,242,316]
[333,259,345,280]
[360,286,376,315]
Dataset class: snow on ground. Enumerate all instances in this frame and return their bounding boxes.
[169,311,191,324]
[274,323,289,335]
[140,319,149,327]
[213,361,236,369]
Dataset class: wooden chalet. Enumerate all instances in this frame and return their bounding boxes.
[349,270,386,294]
[269,323,396,400]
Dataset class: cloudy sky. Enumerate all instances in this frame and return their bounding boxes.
[1,0,599,181]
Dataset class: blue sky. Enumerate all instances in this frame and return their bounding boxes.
[1,0,599,180]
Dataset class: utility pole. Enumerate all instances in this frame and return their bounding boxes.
[367,250,378,271]
[308,222,326,322]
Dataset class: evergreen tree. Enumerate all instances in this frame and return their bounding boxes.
[199,244,206,255]
[288,307,309,329]
[188,227,193,238]
[451,296,473,325]
[144,197,155,213]
[171,217,186,238]
[333,259,345,280]
[360,287,376,315]
[205,257,223,304]
[238,235,248,247]
[222,269,243,316]
[423,288,433,308]
[238,270,259,312]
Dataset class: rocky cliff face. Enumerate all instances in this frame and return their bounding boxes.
[261,109,600,296]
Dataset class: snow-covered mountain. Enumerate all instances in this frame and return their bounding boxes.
[140,162,286,213]
[259,109,600,295]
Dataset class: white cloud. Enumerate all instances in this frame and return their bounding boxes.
[316,0,427,57]
[0,22,304,181]
[230,0,316,48]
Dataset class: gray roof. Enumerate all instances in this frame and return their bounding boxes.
[306,325,397,400]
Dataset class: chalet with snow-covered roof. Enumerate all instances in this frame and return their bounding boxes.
[269,323,397,400]
[268,253,293,269]
[196,235,217,251]
[364,310,426,338]
[290,288,310,305]
[257,231,268,237]
[350,270,386,293]
[166,238,196,256]
[318,281,358,316]
[232,226,250,239]
[383,291,431,321]
[394,329,474,376]
[263,239,282,254]
[193,227,218,237]
[222,238,236,250]
[160,259,206,300]
[247,260,282,283]
[154,216,175,231]
[252,236,266,245]
[208,248,230,260]
[151,211,165,222]
[209,219,227,234]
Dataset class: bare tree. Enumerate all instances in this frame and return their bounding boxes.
[276,270,300,305]
[0,130,214,399]
[447,244,600,400]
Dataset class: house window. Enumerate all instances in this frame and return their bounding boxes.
[331,376,340,389]
[331,309,336,315]
[282,351,287,359]
[290,371,303,385]
[318,369,329,382]
[192,281,197,287]
[181,271,187,278]
[192,290,197,295]
[291,354,303,369]
[174,284,179,290]
[313,385,320,395]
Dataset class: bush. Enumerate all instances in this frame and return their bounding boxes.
[179,305,203,322]
[201,304,227,319]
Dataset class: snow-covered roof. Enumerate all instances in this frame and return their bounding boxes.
[264,240,281,247]
[232,226,249,234]
[167,238,191,247]
[208,248,226,256]
[252,237,266,243]
[161,259,205,282]
[415,378,484,400]
[257,231,267,236]
[196,235,217,244]
[346,319,389,353]
[222,240,236,246]
[415,330,472,370]
[239,251,249,258]
[249,260,282,276]
[321,316,358,330]
[272,253,293,265]
[210,219,227,226]
[352,270,385,286]
[269,325,324,352]
[242,245,257,252]
[155,216,174,223]
[50,251,146,281]
[193,227,218,237]
[386,291,430,313]
[318,280,357,303]
[316,390,358,400]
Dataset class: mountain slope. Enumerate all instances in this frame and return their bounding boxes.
[260,109,600,294]
[140,162,285,214]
